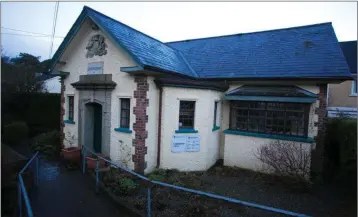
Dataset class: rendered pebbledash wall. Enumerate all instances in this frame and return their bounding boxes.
[58,18,159,172]
[221,83,319,174]
[159,86,222,171]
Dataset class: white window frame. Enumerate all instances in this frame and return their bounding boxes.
[350,80,357,96]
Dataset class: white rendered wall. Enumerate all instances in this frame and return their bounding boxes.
[160,86,222,171]
[224,134,313,174]
[58,18,139,170]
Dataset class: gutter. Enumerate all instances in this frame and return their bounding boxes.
[156,87,163,168]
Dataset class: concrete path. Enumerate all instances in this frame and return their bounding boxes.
[30,165,132,217]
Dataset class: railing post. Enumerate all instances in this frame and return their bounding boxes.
[18,181,22,217]
[82,148,86,175]
[147,187,151,217]
[35,156,39,187]
[95,159,99,194]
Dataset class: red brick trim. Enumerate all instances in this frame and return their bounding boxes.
[60,78,66,149]
[311,84,327,180]
[132,76,149,174]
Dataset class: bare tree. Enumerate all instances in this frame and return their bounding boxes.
[255,140,311,181]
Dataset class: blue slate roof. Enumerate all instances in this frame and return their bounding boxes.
[167,23,351,79]
[340,41,357,74]
[51,6,196,77]
[51,6,352,80]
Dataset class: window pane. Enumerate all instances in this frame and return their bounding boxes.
[68,96,74,121]
[214,102,218,126]
[229,101,309,137]
[120,98,130,128]
[179,101,195,129]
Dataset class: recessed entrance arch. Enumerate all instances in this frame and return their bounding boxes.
[85,102,103,153]
[73,74,116,157]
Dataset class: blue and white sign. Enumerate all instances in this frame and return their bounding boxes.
[172,135,187,153]
[172,135,200,153]
[88,62,103,74]
[185,135,200,152]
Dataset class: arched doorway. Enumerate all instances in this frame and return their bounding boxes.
[84,102,103,153]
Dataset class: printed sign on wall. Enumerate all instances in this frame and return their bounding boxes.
[172,135,187,153]
[88,62,103,74]
[186,135,200,152]
[172,135,200,153]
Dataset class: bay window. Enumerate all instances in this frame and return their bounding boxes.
[229,101,310,137]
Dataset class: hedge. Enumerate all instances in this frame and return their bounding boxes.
[1,92,60,137]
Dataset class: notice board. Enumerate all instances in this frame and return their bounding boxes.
[172,135,200,153]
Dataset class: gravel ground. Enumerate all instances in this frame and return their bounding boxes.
[103,166,356,217]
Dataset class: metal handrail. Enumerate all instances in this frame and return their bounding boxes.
[81,146,311,217]
[18,151,39,217]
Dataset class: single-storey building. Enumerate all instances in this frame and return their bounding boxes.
[50,6,352,175]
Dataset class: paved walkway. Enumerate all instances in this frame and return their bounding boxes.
[30,164,132,217]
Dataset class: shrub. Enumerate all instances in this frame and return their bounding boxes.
[256,140,311,182]
[31,130,60,159]
[112,178,138,196]
[103,167,121,184]
[324,117,357,181]
[148,174,166,182]
[151,169,167,176]
[3,121,28,145]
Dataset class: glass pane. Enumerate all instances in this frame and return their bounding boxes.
[179,101,195,128]
[230,101,308,137]
[121,99,130,109]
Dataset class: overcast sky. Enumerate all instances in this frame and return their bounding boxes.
[1,2,357,61]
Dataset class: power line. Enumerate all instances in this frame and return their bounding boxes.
[1,32,64,38]
[1,26,53,36]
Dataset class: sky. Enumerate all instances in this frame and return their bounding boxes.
[1,2,357,61]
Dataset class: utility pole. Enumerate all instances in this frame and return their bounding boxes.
[49,1,59,59]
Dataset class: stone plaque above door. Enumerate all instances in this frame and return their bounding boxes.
[88,62,103,75]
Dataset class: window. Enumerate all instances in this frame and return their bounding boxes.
[68,96,74,121]
[179,101,195,129]
[120,98,130,128]
[213,101,219,126]
[351,80,357,96]
[230,101,310,137]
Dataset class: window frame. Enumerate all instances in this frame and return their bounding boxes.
[350,80,357,96]
[67,95,74,121]
[119,98,131,129]
[178,100,196,129]
[213,101,219,127]
[229,101,310,138]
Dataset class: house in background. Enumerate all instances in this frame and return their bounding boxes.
[327,41,357,117]
[35,73,61,93]
[50,6,351,175]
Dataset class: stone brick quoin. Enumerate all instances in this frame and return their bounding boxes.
[132,75,149,173]
[311,84,327,178]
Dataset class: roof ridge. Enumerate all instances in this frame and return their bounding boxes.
[339,40,357,43]
[84,6,182,53]
[166,22,332,44]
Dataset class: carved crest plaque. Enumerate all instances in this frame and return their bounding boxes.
[85,34,108,58]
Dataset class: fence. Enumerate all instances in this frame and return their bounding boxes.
[18,152,39,217]
[81,146,312,217]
